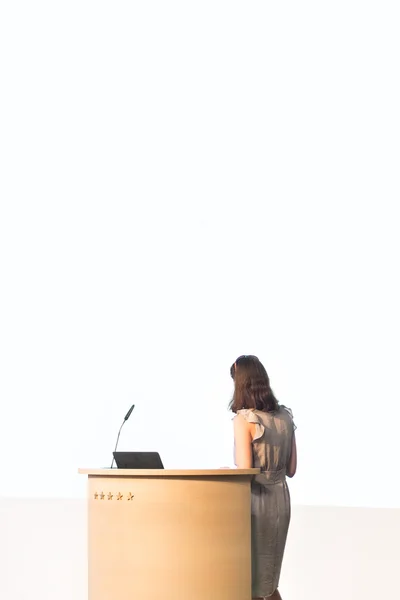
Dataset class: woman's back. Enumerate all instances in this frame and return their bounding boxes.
[237,406,295,474]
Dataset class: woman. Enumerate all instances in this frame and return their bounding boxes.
[230,355,297,600]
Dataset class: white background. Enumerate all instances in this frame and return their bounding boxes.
[0,1,399,507]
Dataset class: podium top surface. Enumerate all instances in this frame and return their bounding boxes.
[78,468,260,477]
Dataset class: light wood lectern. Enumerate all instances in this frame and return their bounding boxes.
[79,468,259,600]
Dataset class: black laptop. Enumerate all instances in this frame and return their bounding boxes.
[113,451,164,469]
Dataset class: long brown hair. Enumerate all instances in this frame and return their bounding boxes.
[229,355,279,413]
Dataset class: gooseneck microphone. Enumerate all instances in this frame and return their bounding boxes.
[110,404,135,468]
[124,404,135,421]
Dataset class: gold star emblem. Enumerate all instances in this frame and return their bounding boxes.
[99,492,105,500]
[117,492,123,500]
[127,492,134,501]
[107,492,113,500]
[94,492,98,500]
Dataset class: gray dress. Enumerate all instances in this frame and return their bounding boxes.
[236,406,296,598]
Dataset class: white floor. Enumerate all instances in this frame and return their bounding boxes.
[1,498,399,600]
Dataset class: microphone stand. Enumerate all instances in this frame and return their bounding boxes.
[110,420,126,468]
[110,404,135,468]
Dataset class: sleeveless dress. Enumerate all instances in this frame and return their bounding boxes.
[236,406,296,598]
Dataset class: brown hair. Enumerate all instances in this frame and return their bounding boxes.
[229,355,279,413]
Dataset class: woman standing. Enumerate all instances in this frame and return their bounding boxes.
[230,355,297,600]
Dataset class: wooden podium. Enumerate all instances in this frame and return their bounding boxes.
[79,468,259,600]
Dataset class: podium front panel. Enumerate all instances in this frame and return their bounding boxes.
[84,472,254,600]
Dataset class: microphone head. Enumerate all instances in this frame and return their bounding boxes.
[124,404,135,421]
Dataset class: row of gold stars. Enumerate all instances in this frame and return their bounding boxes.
[93,492,134,500]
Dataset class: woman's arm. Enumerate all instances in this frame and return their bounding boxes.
[287,432,297,478]
[233,414,253,469]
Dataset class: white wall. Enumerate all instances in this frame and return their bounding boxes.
[1,0,399,509]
